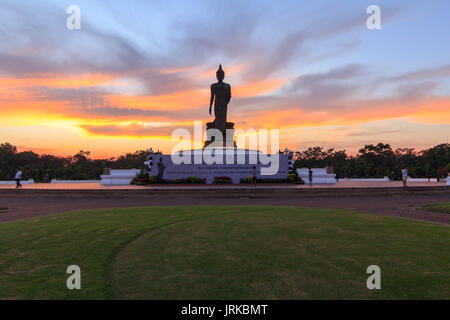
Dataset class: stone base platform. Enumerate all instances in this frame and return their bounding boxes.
[297,168,337,184]
[100,169,140,186]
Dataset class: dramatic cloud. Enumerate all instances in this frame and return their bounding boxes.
[0,0,449,156]
[79,122,181,137]
[389,65,450,82]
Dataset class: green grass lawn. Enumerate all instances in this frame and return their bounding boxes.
[0,206,449,300]
[424,202,450,214]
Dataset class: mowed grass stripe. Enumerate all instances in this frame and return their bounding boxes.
[0,207,228,299]
[0,206,448,300]
[112,207,450,300]
[424,202,450,214]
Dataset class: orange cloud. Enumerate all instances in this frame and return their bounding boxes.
[107,90,206,111]
[0,73,118,89]
[229,96,450,131]
[338,97,450,125]
[1,66,449,159]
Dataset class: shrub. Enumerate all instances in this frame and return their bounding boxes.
[193,177,206,184]
[162,178,207,184]
[257,178,289,183]
[187,176,207,184]
[288,173,297,182]
[239,176,253,184]
[213,176,233,184]
[136,168,149,179]
[131,177,149,185]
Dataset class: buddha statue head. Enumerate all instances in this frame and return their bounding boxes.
[216,64,225,82]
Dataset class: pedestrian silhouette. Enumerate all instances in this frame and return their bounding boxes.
[14,168,23,189]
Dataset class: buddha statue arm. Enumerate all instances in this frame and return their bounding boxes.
[226,85,232,104]
[209,85,215,116]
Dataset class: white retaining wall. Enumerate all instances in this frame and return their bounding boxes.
[0,179,35,185]
[341,177,390,182]
[51,179,99,184]
[297,168,337,184]
[407,178,439,182]
[100,169,140,186]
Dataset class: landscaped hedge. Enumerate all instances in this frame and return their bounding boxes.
[131,175,206,185]
[213,176,233,184]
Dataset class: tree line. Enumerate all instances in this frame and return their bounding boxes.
[289,143,450,180]
[0,142,449,181]
[0,142,149,181]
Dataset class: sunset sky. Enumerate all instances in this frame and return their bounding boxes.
[0,0,449,158]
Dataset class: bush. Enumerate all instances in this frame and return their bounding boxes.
[182,177,206,184]
[288,173,297,182]
[145,176,207,185]
[149,175,158,184]
[131,177,149,185]
[256,178,289,183]
[213,176,233,184]
[136,168,149,179]
[186,176,206,184]
[239,176,253,184]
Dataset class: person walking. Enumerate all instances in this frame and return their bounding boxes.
[308,168,313,186]
[15,168,23,189]
[401,168,408,187]
[252,166,257,187]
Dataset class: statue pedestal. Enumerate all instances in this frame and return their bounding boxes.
[204,122,237,148]
[148,151,291,184]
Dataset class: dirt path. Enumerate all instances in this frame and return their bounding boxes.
[0,190,449,225]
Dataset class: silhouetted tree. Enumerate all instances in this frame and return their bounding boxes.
[1,142,449,181]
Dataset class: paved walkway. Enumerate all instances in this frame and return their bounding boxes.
[0,183,449,225]
[0,181,447,189]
